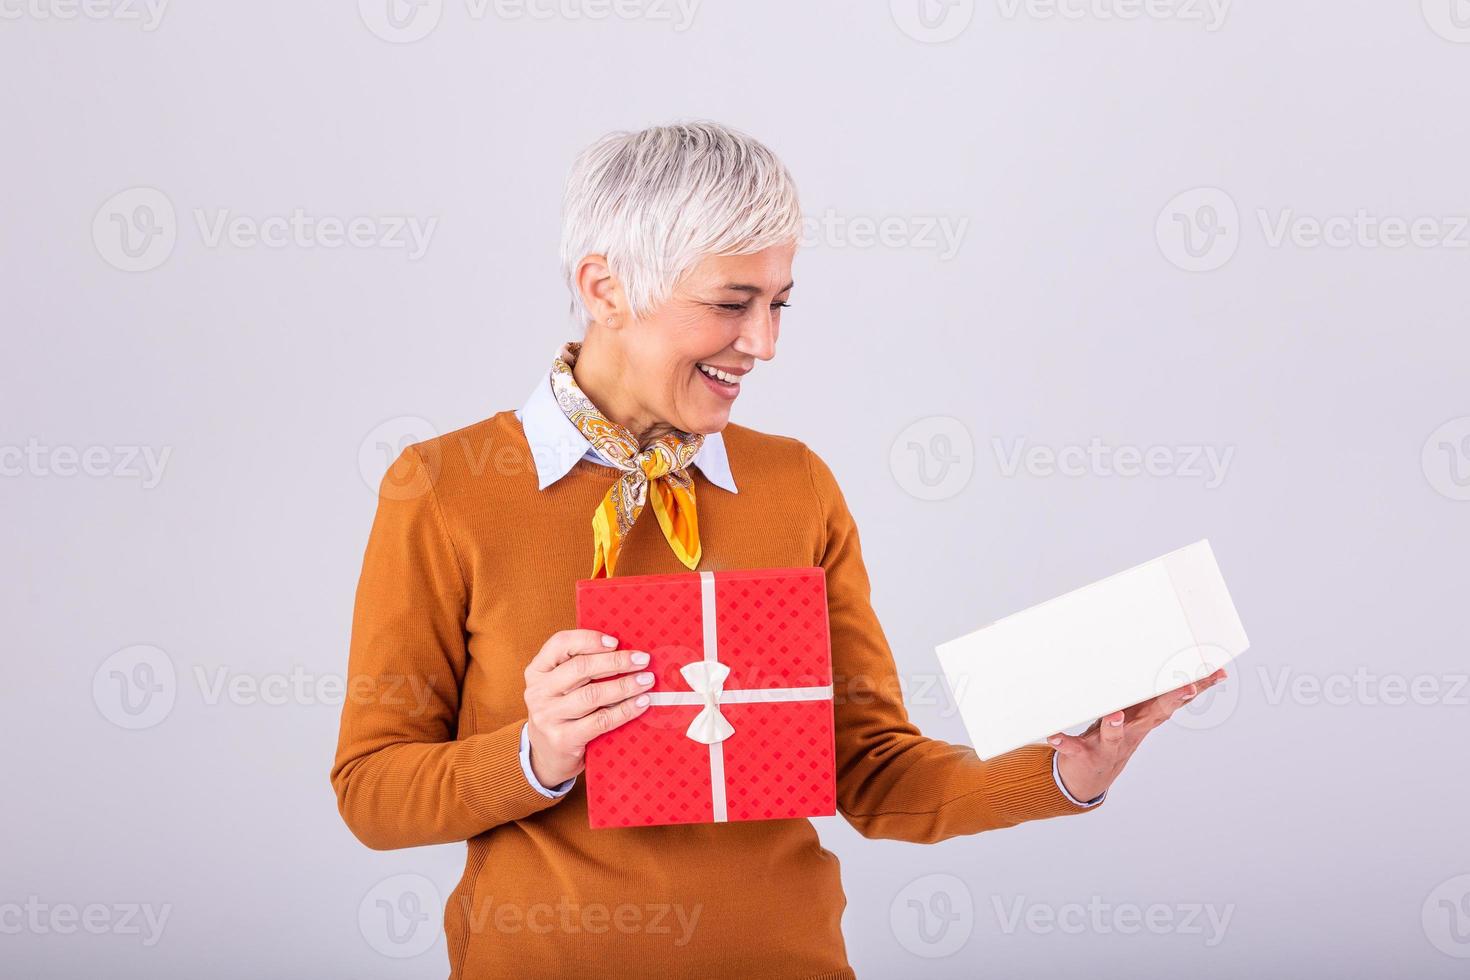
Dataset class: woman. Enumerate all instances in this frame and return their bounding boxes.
[330,120,1226,979]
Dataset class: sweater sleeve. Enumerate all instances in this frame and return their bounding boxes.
[330,445,568,850]
[804,445,1106,844]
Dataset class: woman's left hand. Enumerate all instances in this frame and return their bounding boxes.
[1049,667,1229,803]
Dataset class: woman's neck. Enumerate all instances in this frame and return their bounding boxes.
[570,332,677,447]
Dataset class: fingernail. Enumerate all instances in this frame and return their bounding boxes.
[602,634,618,648]
[631,651,650,666]
[1180,693,1194,701]
[634,694,650,707]
[635,672,654,685]
[1048,737,1062,746]
[1109,718,1123,726]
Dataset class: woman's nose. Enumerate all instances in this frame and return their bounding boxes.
[737,311,778,361]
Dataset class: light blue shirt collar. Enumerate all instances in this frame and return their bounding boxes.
[513,372,738,494]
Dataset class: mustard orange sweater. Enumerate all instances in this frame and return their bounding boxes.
[330,410,1104,979]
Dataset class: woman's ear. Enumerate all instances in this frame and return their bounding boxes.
[575,253,628,327]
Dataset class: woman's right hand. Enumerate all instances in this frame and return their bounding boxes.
[522,629,655,788]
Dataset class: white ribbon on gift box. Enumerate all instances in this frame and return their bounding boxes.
[642,570,834,822]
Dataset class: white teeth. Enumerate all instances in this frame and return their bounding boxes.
[698,363,739,384]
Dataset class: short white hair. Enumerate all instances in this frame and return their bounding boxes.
[558,120,803,327]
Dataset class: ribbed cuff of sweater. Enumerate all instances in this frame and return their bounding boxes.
[459,718,573,826]
[985,743,1109,824]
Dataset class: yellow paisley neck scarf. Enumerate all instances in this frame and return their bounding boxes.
[550,340,704,579]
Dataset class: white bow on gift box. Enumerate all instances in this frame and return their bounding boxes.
[680,660,737,745]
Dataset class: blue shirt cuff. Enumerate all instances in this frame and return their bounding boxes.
[519,721,577,798]
[1053,748,1106,807]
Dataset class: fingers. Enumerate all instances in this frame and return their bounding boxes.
[551,668,657,720]
[546,648,652,696]
[1099,709,1127,745]
[1047,731,1086,756]
[528,629,619,673]
[1135,668,1228,725]
[567,689,653,744]
[1167,667,1227,700]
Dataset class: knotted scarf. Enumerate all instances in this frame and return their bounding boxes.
[550,340,704,578]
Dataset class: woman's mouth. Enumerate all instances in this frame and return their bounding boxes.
[696,362,741,400]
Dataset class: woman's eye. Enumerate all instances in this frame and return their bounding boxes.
[714,301,790,312]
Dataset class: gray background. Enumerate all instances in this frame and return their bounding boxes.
[4,1,1468,977]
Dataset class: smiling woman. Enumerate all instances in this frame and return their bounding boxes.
[329,120,1164,980]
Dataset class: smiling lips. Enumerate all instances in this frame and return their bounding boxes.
[696,361,745,400]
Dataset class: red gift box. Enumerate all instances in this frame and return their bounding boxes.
[576,566,837,829]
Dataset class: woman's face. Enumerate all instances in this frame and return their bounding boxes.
[621,242,795,437]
